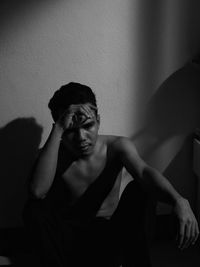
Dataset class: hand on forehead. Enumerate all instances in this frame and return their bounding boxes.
[70,103,97,126]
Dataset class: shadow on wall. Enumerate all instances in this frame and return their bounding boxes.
[133,60,200,207]
[164,135,196,206]
[135,61,200,153]
[0,118,42,228]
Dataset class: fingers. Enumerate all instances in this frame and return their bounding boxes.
[71,103,97,120]
[87,103,98,112]
[192,221,199,245]
[57,103,97,130]
[79,105,92,119]
[82,104,96,119]
[178,222,185,249]
[174,198,199,250]
[177,219,199,250]
[182,222,192,249]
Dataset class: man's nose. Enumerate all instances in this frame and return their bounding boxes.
[76,129,86,141]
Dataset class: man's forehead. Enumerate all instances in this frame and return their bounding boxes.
[72,115,96,129]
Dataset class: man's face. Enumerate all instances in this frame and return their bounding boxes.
[62,103,100,158]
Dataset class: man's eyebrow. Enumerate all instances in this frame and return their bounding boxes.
[82,120,95,127]
[68,118,95,130]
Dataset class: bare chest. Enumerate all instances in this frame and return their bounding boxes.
[62,159,106,198]
[61,156,122,216]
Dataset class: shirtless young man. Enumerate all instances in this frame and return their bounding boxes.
[24,82,199,267]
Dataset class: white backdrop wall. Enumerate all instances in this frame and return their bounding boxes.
[0,0,200,227]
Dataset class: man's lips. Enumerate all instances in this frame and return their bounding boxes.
[77,143,90,149]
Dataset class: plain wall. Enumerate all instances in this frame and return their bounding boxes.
[0,0,200,227]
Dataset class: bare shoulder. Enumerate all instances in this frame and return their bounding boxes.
[98,134,123,147]
[98,134,121,145]
[98,135,145,179]
[98,135,137,155]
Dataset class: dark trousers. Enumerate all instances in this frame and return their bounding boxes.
[23,180,152,267]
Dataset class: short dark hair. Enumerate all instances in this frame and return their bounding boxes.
[48,82,98,122]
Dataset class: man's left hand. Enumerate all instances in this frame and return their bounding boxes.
[173,197,199,249]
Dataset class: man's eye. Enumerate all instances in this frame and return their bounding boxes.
[84,123,94,129]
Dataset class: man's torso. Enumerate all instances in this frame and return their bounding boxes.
[59,135,126,218]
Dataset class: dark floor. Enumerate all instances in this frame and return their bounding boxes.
[150,239,200,267]
[0,215,200,266]
[149,214,200,266]
[0,240,199,266]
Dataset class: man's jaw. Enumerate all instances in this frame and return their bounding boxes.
[76,142,92,154]
[62,138,96,158]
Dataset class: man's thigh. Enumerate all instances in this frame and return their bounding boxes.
[109,181,152,266]
[81,217,121,267]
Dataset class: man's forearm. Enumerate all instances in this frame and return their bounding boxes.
[30,124,63,198]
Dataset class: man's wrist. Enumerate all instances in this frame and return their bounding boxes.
[173,195,187,207]
[52,123,64,138]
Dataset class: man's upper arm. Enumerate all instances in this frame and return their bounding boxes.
[28,148,47,199]
[113,137,147,180]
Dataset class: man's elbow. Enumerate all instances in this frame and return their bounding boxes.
[29,184,47,199]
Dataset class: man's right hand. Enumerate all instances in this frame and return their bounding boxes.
[56,104,97,132]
